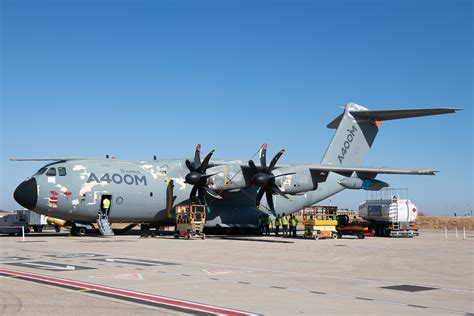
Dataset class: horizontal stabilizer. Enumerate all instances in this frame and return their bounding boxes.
[327,107,460,129]
[351,108,460,121]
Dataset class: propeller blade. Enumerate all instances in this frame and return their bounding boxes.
[190,186,198,203]
[265,187,275,211]
[194,144,201,170]
[272,172,296,179]
[248,160,259,173]
[255,187,265,208]
[198,187,206,205]
[271,184,290,199]
[201,172,220,180]
[200,149,214,172]
[203,186,222,199]
[259,144,267,171]
[185,159,195,172]
[268,149,285,171]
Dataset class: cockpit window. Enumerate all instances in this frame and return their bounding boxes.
[36,167,47,175]
[45,168,57,176]
[58,167,67,176]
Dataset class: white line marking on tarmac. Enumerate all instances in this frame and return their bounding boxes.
[14,245,474,294]
[21,262,76,270]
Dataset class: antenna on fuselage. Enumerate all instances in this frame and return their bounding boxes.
[106,155,109,158]
[153,155,157,161]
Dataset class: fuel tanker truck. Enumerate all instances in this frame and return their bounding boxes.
[358,189,419,237]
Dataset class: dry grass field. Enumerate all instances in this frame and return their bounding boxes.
[416,216,474,230]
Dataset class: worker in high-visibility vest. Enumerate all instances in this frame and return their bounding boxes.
[281,213,288,237]
[274,214,281,237]
[290,215,299,238]
[101,197,111,218]
[263,214,271,236]
[289,215,295,238]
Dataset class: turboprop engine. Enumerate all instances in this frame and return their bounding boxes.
[273,167,317,195]
[206,165,248,191]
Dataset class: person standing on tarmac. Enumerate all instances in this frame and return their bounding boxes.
[281,213,288,237]
[289,215,295,238]
[257,215,263,235]
[264,214,271,236]
[274,214,281,237]
[291,215,299,238]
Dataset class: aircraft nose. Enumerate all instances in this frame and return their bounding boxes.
[13,178,38,210]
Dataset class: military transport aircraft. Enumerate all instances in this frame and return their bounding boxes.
[12,103,458,235]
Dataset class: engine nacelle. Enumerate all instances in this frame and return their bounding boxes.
[274,167,317,195]
[206,165,248,191]
[338,177,388,191]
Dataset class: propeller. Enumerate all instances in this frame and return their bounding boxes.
[248,144,295,212]
[184,144,222,204]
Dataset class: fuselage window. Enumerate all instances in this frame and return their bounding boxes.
[58,167,67,176]
[46,168,57,176]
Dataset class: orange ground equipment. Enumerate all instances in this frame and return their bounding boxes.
[336,215,373,239]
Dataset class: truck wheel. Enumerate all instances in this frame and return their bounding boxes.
[187,233,192,240]
[77,227,86,236]
[314,234,320,240]
[357,233,365,239]
[201,234,206,240]
[332,233,338,239]
[55,226,61,233]
[174,233,179,239]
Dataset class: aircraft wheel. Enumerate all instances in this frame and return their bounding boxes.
[77,227,86,236]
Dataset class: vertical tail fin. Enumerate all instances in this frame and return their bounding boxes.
[321,103,378,166]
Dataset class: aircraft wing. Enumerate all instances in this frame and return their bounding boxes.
[308,164,438,178]
[10,158,92,161]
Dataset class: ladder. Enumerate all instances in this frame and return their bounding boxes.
[388,202,399,224]
[97,213,114,236]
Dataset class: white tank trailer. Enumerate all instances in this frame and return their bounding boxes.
[358,189,419,237]
[0,210,47,235]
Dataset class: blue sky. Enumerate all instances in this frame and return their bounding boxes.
[1,0,472,215]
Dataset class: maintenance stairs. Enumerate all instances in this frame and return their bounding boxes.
[97,213,114,236]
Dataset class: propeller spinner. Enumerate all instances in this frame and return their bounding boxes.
[248,144,294,211]
[185,144,222,205]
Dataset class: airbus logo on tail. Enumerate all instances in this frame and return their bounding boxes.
[338,125,358,164]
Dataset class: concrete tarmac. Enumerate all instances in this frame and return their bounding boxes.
[0,230,472,315]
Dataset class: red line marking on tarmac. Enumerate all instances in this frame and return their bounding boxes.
[0,268,253,316]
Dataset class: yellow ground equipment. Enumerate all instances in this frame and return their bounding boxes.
[174,204,206,240]
[302,206,338,240]
[46,217,66,232]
